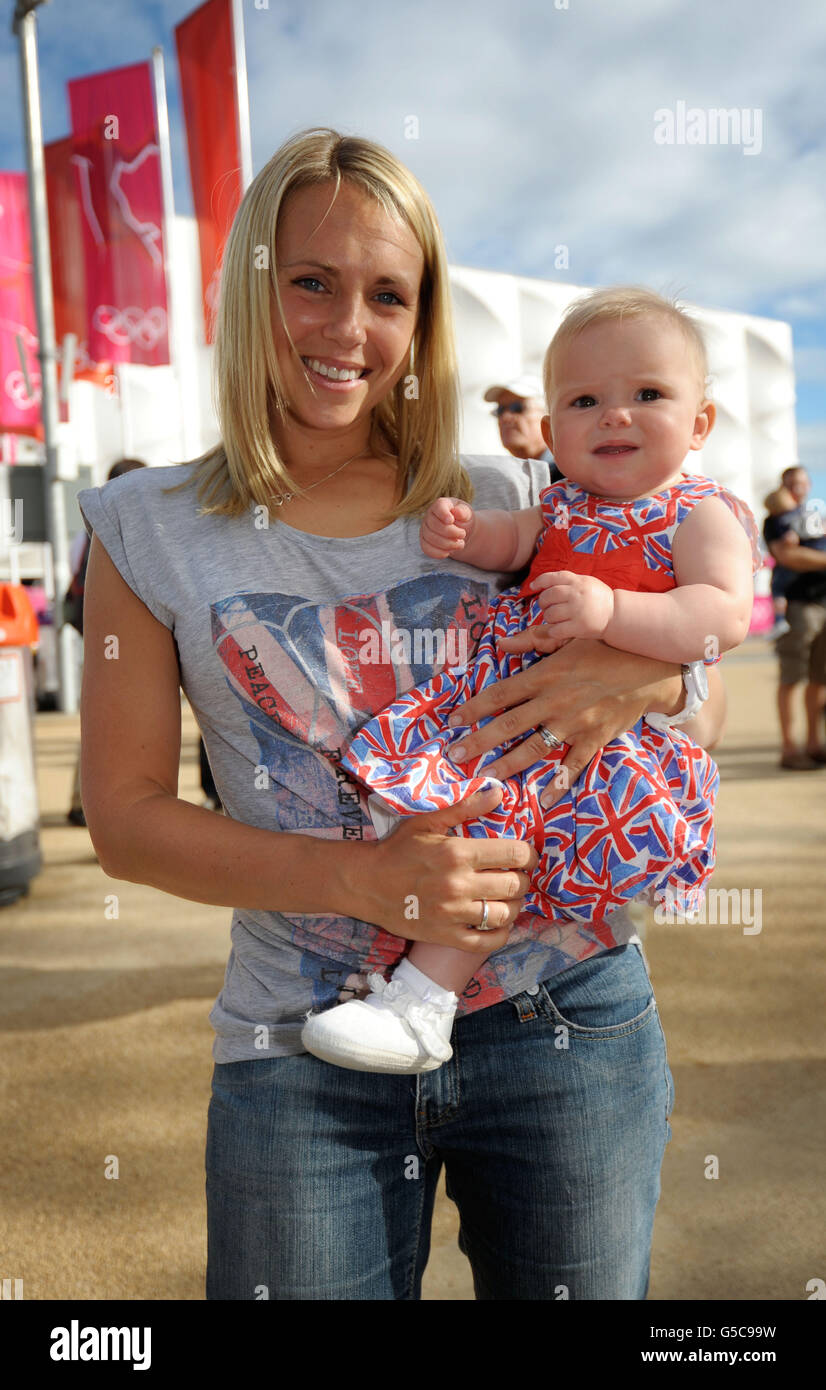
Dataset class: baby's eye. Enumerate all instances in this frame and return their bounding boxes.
[571,394,597,408]
[637,387,662,401]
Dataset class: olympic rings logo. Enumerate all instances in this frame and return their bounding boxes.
[92,305,168,351]
[5,369,41,409]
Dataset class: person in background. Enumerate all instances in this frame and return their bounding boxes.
[66,458,147,825]
[484,374,563,482]
[762,481,797,641]
[763,465,826,770]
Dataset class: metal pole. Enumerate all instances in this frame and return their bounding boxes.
[13,0,77,712]
[151,45,192,459]
[231,0,253,191]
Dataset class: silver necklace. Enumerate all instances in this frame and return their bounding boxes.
[274,450,364,506]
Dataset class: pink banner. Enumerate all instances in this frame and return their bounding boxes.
[0,172,42,436]
[45,137,112,388]
[68,62,169,367]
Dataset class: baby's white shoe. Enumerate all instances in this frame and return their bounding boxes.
[301,960,457,1074]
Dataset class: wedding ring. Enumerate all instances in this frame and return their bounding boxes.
[475,899,495,931]
[538,726,564,750]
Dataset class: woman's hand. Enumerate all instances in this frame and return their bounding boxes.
[445,637,683,806]
[354,785,537,952]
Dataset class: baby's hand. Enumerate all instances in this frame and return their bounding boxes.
[420,498,475,559]
[528,571,615,639]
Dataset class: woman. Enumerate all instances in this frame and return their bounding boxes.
[78,129,719,1301]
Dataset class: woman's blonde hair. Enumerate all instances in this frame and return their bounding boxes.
[542,286,710,405]
[164,127,469,520]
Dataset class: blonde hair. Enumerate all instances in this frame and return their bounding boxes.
[763,485,796,516]
[542,286,710,406]
[165,128,469,520]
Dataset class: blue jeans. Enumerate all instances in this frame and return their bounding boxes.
[205,943,674,1300]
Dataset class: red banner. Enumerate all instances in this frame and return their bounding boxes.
[175,0,243,342]
[44,138,112,388]
[68,62,169,366]
[0,172,41,436]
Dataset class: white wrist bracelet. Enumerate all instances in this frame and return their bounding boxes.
[645,661,710,732]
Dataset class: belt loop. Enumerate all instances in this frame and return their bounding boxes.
[509,990,538,1022]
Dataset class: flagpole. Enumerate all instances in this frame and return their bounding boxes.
[151,46,192,460]
[12,0,77,713]
[231,0,253,190]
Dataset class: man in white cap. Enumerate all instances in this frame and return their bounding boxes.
[483,373,563,481]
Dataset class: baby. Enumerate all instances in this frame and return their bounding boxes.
[301,286,760,1074]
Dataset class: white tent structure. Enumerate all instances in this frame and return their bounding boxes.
[451,266,797,516]
[19,215,800,522]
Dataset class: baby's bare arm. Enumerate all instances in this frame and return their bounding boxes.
[459,505,544,571]
[603,498,754,663]
[421,499,544,569]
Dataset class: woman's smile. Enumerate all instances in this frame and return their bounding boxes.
[271,181,423,436]
[300,355,371,388]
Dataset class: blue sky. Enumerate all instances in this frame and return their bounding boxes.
[2,0,825,492]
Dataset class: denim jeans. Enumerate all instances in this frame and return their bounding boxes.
[205,943,674,1300]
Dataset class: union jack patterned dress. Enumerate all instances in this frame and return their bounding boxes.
[342,476,760,924]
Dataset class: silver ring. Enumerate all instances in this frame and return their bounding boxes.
[538,725,563,750]
[475,899,495,931]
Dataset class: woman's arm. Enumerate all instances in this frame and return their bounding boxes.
[81,536,534,952]
[683,664,726,751]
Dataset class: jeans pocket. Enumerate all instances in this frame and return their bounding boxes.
[536,944,658,1040]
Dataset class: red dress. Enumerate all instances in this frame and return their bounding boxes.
[342,476,760,924]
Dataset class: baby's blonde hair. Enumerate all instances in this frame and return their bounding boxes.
[542,286,710,406]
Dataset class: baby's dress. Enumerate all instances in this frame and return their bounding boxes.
[342,476,760,924]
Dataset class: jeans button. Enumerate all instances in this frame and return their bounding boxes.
[527,985,540,996]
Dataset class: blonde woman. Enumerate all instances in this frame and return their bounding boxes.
[78,129,718,1301]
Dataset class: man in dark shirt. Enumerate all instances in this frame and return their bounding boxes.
[763,466,826,769]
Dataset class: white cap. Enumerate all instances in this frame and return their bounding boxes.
[483,373,545,404]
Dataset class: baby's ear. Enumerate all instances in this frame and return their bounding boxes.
[541,415,552,449]
[690,400,716,449]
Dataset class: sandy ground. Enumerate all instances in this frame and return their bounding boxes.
[0,643,823,1301]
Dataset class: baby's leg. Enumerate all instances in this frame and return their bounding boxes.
[301,793,492,1072]
[407,941,490,995]
[301,944,488,1075]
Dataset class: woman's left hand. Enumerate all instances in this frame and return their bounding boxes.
[446,634,683,805]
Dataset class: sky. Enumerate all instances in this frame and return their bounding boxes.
[2,0,825,494]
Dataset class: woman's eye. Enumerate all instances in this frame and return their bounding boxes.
[638,388,662,401]
[294,277,325,292]
[375,290,403,305]
[572,395,597,408]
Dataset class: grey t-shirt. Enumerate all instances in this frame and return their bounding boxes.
[78,456,634,1061]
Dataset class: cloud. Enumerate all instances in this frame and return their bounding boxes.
[1,0,823,337]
